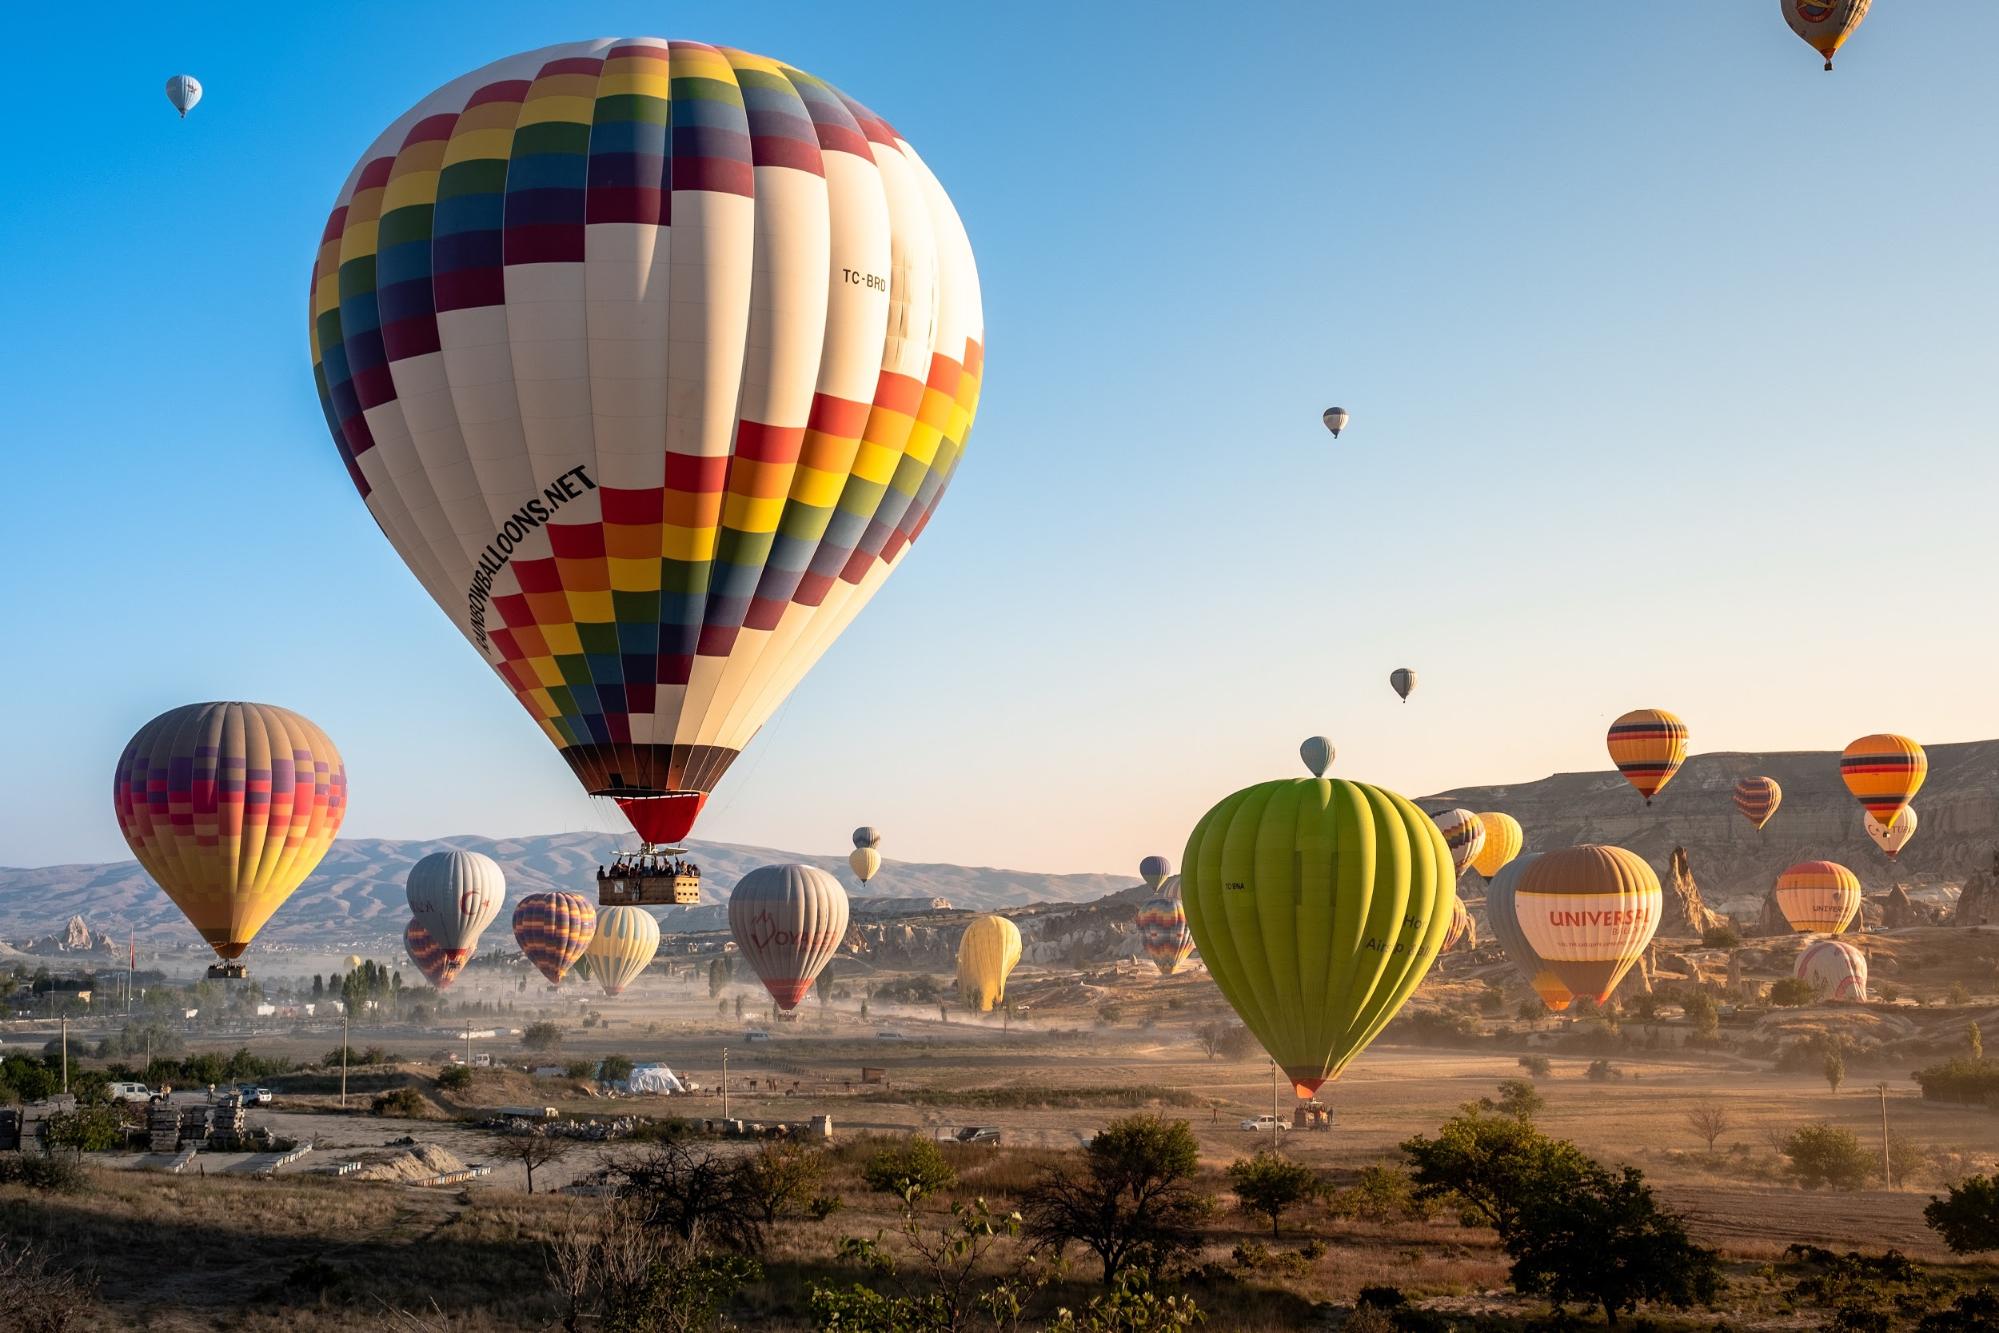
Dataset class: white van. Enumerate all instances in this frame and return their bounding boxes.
[107,1082,152,1104]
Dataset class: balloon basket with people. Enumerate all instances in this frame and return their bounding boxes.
[597,847,703,907]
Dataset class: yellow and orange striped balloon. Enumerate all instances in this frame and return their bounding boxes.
[1840,734,1925,832]
[1471,812,1524,881]
[1774,860,1862,934]
[1606,709,1688,804]
[1513,845,1661,1005]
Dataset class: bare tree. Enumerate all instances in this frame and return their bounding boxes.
[1685,1102,1732,1155]
[492,1128,572,1194]
[1193,1021,1227,1060]
[547,1199,667,1332]
[0,1241,98,1333]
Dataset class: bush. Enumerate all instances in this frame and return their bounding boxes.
[1329,1164,1427,1223]
[434,1064,473,1092]
[1477,1079,1545,1120]
[1227,1151,1320,1238]
[522,1021,564,1053]
[1702,925,1742,949]
[1585,1059,1619,1082]
[564,1060,594,1080]
[371,1087,427,1117]
[1911,1057,1999,1104]
[862,1137,957,1201]
[1517,1055,1552,1078]
[1784,1123,1874,1190]
[39,1106,126,1152]
[1770,977,1820,1007]
[0,1153,86,1193]
[1925,1176,1999,1253]
[599,1054,634,1084]
[734,1141,826,1224]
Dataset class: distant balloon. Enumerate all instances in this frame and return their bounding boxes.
[1442,895,1474,953]
[1136,876,1194,976]
[1774,860,1862,935]
[1513,845,1661,1006]
[849,846,881,886]
[1138,855,1173,892]
[1864,805,1917,860]
[1389,668,1416,703]
[1433,808,1487,879]
[1733,776,1783,831]
[957,915,1022,1012]
[165,74,202,117]
[406,850,505,962]
[1781,0,1872,70]
[1485,854,1574,1012]
[1182,772,1452,1095]
[853,827,882,850]
[1471,812,1524,882]
[512,892,596,986]
[729,863,850,1010]
[1299,736,1335,777]
[1322,407,1350,438]
[1607,708,1688,804]
[113,702,347,961]
[1841,734,1926,834]
[584,905,661,997]
[404,920,464,991]
[1797,937,1868,1001]
[344,954,364,972]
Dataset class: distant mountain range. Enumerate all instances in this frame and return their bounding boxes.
[0,834,1132,952]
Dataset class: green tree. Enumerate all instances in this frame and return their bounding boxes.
[1517,1054,1552,1079]
[1683,989,1720,1040]
[863,1137,958,1203]
[1402,1110,1595,1232]
[1924,1175,1999,1253]
[1022,1115,1209,1285]
[734,1141,825,1225]
[522,1021,565,1053]
[1822,1048,1846,1094]
[1477,1078,1545,1120]
[1227,1151,1320,1238]
[1783,1122,1874,1190]
[1504,1160,1720,1325]
[599,1054,635,1084]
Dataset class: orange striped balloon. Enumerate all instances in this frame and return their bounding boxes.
[1513,845,1661,1005]
[1774,860,1862,935]
[1471,812,1524,881]
[512,891,597,986]
[1432,808,1487,878]
[1442,895,1473,952]
[1732,776,1782,831]
[1606,709,1688,804]
[1840,734,1926,829]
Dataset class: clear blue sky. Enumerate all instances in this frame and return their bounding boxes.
[3,2,1994,873]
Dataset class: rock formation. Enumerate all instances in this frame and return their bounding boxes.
[62,915,93,950]
[1755,893,1790,937]
[1879,884,1927,929]
[1952,851,1999,926]
[1660,848,1726,937]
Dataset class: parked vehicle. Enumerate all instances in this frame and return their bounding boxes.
[874,1030,905,1040]
[235,1084,273,1105]
[106,1081,152,1104]
[743,1030,771,1042]
[1239,1114,1289,1132]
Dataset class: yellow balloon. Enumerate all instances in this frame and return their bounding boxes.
[1471,812,1524,881]
[956,915,1021,1012]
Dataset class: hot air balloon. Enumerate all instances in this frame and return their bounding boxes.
[1181,750,1453,1096]
[344,954,365,971]
[1485,854,1574,1011]
[849,846,881,886]
[729,863,850,1009]
[1782,0,1872,70]
[1512,846,1661,1006]
[1607,709,1688,804]
[956,915,1021,1012]
[1865,805,1917,859]
[1433,808,1487,879]
[1138,855,1173,892]
[583,905,661,996]
[853,827,882,849]
[1733,776,1782,831]
[113,702,347,970]
[1442,895,1474,953]
[1774,861,1862,934]
[165,74,202,118]
[406,850,505,962]
[571,950,598,984]
[1471,812,1524,882]
[404,919,464,990]
[310,40,984,857]
[1797,938,1868,1001]
[1841,734,1926,833]
[1300,736,1334,777]
[512,892,596,985]
[1389,668,1416,703]
[1322,407,1349,438]
[1135,876,1194,976]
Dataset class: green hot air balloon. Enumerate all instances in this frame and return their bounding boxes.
[1181,745,1452,1097]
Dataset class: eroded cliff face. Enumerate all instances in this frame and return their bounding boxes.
[1663,848,1726,938]
[839,886,1156,971]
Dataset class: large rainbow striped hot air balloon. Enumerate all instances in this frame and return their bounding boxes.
[113,703,347,964]
[1135,877,1195,976]
[512,891,596,985]
[1841,735,1925,834]
[1432,808,1487,879]
[1797,937,1868,1001]
[1471,812,1523,882]
[1607,709,1688,805]
[1513,846,1661,1006]
[1733,776,1782,831]
[404,919,464,990]
[309,40,982,853]
[1774,861,1862,935]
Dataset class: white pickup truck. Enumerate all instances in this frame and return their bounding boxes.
[1239,1114,1289,1132]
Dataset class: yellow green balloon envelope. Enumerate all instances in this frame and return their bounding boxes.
[1182,776,1452,1096]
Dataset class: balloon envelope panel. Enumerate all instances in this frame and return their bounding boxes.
[1840,734,1925,830]
[405,919,464,989]
[1485,854,1573,1011]
[1136,878,1194,975]
[1865,806,1916,859]
[1471,812,1522,880]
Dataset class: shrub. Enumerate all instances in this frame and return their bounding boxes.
[1783,1123,1873,1190]
[1329,1164,1426,1223]
[598,1054,634,1084]
[1919,1288,1999,1332]
[522,1021,564,1053]
[862,1137,957,1202]
[434,1064,473,1092]
[734,1141,826,1224]
[1477,1079,1544,1120]
[0,1153,86,1194]
[1925,1176,1999,1253]
[1911,1057,1999,1104]
[1702,925,1742,949]
[1770,977,1820,1007]
[1517,1054,1552,1078]
[371,1087,427,1117]
[1683,989,1720,1040]
[564,1060,594,1080]
[39,1106,126,1152]
[1227,1151,1320,1238]
[1585,1059,1619,1082]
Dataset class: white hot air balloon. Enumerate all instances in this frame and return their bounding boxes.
[166,74,202,118]
[1864,806,1917,860]
[730,864,851,1010]
[406,850,506,962]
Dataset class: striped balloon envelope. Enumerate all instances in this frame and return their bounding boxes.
[1606,709,1688,804]
[512,891,597,985]
[1840,734,1926,831]
[404,919,464,990]
[1774,861,1862,934]
[583,905,661,996]
[1471,812,1523,881]
[309,40,983,852]
[112,702,348,961]
[1864,805,1917,859]
[1485,854,1574,1012]
[1135,877,1194,976]
[1432,808,1487,878]
[1442,895,1474,953]
[1797,937,1868,1001]
[729,863,850,1009]
[1733,776,1782,831]
[1513,845,1661,1006]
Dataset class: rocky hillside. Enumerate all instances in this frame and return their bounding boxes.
[0,833,1131,952]
[1426,739,1997,921]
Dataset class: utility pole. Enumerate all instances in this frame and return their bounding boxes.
[1270,1060,1280,1148]
[722,1046,730,1119]
[340,1009,350,1108]
[60,1016,68,1095]
[1877,1082,1891,1185]
[465,1025,473,1070]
